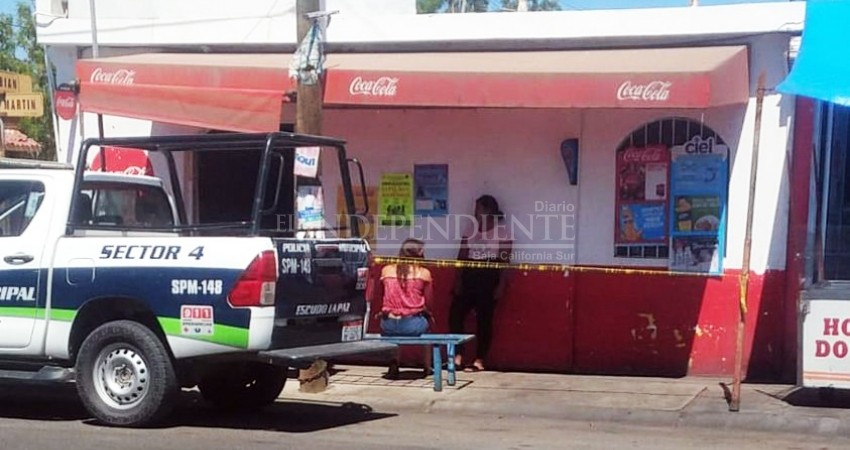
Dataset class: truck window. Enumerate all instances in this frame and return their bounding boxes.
[0,180,45,237]
[79,182,174,228]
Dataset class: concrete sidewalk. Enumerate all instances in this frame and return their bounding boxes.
[281,365,850,436]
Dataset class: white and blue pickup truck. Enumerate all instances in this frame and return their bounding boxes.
[0,132,391,427]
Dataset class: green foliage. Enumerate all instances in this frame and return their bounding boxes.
[1,1,55,161]
[417,0,562,13]
[417,0,499,13]
[417,0,444,13]
[500,0,562,11]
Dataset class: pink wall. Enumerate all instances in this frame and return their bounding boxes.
[324,108,583,262]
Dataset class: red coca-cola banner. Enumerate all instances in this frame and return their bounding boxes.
[323,47,749,109]
[77,54,294,132]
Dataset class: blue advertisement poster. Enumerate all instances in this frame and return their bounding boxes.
[617,202,667,242]
[669,136,730,274]
[414,164,449,217]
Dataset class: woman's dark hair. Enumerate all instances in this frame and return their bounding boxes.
[476,195,505,220]
[397,238,425,287]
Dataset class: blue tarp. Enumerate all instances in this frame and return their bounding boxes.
[778,0,850,105]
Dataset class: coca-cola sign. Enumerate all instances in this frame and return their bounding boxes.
[621,146,665,163]
[54,90,77,120]
[90,67,136,86]
[349,76,398,97]
[617,81,672,102]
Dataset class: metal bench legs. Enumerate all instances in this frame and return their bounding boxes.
[432,344,442,392]
[447,343,456,386]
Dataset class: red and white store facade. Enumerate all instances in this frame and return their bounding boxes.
[51,16,805,379]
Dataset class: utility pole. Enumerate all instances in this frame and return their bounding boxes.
[295,0,323,136]
[295,0,329,394]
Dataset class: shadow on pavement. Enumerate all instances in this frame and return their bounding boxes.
[154,392,395,432]
[0,381,394,432]
[0,381,89,421]
[783,387,850,410]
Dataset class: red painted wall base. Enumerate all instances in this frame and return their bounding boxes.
[368,265,787,379]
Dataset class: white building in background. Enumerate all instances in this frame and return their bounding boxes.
[34,0,810,379]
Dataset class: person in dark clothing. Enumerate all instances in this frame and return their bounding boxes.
[450,195,511,372]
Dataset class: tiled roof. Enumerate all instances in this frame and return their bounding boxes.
[3,128,41,154]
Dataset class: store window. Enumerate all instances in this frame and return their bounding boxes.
[614,118,730,274]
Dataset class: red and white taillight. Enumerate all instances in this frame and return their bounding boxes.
[228,250,277,307]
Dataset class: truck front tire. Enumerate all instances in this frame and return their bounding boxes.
[198,362,287,411]
[75,320,178,427]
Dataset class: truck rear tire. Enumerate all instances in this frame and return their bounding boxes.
[75,320,178,427]
[199,362,287,411]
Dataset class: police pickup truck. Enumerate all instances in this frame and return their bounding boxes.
[0,132,391,427]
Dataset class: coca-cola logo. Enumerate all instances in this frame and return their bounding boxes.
[123,166,148,176]
[617,81,672,102]
[349,76,398,97]
[53,90,77,120]
[90,67,136,86]
[622,147,665,163]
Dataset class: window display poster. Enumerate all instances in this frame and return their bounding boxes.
[615,145,670,244]
[379,173,413,227]
[414,164,449,217]
[671,236,721,273]
[617,202,667,242]
[673,195,721,233]
[669,136,730,274]
[296,185,325,237]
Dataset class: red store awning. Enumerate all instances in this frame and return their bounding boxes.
[77,53,294,132]
[74,46,749,131]
[323,46,750,109]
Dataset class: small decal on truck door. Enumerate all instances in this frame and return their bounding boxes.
[180,305,214,336]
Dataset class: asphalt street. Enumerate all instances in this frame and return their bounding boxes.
[0,382,848,450]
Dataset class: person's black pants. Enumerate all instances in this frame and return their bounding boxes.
[449,267,500,360]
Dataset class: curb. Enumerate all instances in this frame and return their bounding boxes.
[283,390,850,437]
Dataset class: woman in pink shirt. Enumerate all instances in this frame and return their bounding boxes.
[370,239,433,378]
[375,238,434,336]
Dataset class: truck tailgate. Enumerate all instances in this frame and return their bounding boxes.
[271,238,370,348]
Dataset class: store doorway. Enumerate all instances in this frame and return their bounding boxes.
[813,103,850,281]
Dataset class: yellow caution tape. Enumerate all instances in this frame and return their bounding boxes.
[371,256,725,278]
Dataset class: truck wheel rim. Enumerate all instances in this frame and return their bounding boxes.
[93,345,150,410]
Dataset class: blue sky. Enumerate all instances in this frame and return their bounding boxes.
[0,0,16,16]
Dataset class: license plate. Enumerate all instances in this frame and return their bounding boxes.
[342,321,363,342]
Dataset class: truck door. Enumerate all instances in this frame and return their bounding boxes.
[0,179,48,348]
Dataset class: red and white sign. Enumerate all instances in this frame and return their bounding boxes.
[802,300,850,388]
[616,81,672,102]
[54,89,77,120]
[76,54,293,132]
[349,76,399,97]
[323,47,749,109]
[89,67,136,85]
[88,146,154,176]
[180,305,214,336]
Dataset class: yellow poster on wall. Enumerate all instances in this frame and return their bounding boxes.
[337,186,378,247]
[379,173,413,227]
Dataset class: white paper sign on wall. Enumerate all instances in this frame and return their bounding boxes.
[294,146,320,178]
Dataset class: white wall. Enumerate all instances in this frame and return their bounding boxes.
[323,108,582,262]
[34,1,801,49]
